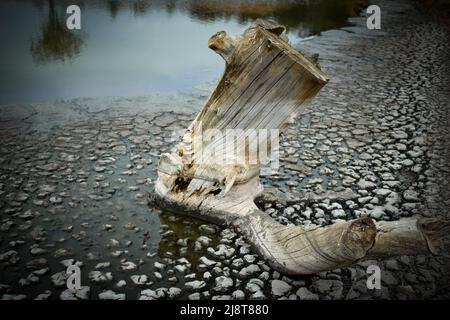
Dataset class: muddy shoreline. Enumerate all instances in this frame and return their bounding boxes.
[1,0,450,300]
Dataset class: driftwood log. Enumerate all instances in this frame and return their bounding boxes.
[153,19,450,275]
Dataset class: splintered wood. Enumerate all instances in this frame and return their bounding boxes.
[154,19,450,275]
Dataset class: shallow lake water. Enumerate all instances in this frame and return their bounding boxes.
[0,0,365,105]
[2,0,450,301]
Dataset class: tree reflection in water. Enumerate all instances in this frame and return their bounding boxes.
[27,0,365,64]
[186,0,366,36]
[30,0,83,64]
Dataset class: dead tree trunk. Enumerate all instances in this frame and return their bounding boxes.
[153,19,450,275]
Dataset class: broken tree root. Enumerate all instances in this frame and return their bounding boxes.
[153,178,450,275]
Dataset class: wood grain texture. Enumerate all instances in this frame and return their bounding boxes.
[154,20,450,275]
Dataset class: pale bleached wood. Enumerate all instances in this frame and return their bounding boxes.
[154,19,450,275]
[155,175,450,275]
[368,217,450,257]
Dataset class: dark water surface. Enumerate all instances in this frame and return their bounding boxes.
[0,0,365,105]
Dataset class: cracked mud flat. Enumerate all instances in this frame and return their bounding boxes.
[1,0,450,300]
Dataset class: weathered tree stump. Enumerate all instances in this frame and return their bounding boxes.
[153,19,450,275]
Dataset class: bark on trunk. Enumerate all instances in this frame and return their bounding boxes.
[153,19,450,275]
